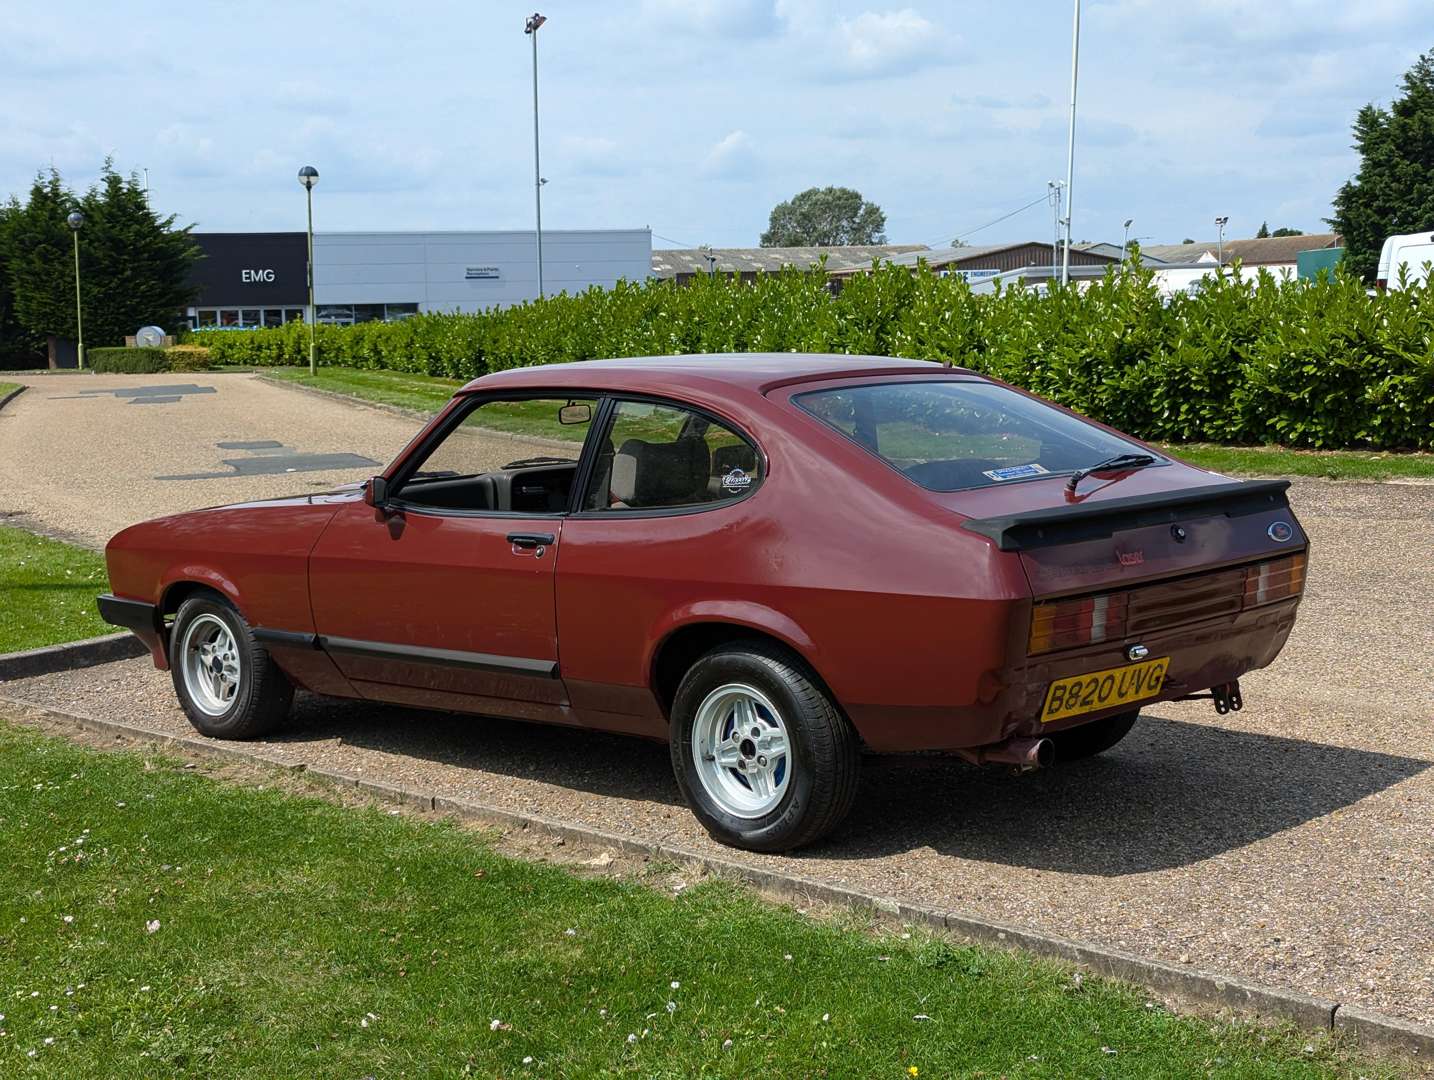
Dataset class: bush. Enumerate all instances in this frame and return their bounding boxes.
[88,347,169,374]
[164,343,211,372]
[193,263,1434,450]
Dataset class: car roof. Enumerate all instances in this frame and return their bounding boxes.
[460,353,978,399]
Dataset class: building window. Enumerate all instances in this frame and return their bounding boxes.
[197,310,217,327]
[353,304,386,324]
[317,305,354,325]
[385,303,419,320]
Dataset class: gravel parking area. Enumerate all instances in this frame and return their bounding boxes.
[2,377,1430,1027]
[0,373,554,548]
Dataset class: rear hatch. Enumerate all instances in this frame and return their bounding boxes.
[936,468,1307,647]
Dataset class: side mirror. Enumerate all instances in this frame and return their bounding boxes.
[365,475,389,508]
[558,402,592,425]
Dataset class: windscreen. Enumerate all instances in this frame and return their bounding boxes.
[794,380,1160,492]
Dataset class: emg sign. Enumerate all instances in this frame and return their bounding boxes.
[241,269,277,283]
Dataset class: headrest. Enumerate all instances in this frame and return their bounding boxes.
[611,438,711,507]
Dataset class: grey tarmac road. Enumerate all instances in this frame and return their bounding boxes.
[2,371,1432,1026]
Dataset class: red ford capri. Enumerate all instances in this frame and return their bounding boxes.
[98,355,1307,851]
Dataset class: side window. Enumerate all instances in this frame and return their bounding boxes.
[393,396,595,513]
[583,400,762,511]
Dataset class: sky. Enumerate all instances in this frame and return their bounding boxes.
[2,1,1429,250]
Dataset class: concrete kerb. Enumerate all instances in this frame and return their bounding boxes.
[0,632,148,681]
[0,383,27,412]
[1,692,1429,1063]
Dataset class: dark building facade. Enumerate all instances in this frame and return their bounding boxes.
[189,232,309,328]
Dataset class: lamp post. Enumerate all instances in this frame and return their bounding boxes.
[1120,218,1134,263]
[1047,180,1063,275]
[1060,0,1080,286]
[1214,215,1229,269]
[67,210,85,371]
[298,166,319,376]
[524,12,547,300]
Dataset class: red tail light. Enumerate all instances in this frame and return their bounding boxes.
[1242,552,1306,608]
[1029,592,1129,654]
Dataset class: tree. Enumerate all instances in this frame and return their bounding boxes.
[1,162,200,351]
[1329,48,1434,281]
[760,186,887,247]
[1256,221,1270,238]
[1271,227,1304,237]
[0,202,42,368]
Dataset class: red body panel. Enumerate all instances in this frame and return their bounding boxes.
[308,500,568,721]
[100,354,1307,754]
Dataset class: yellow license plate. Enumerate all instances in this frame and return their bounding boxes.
[1040,656,1170,724]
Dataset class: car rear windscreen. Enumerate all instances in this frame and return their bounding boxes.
[794,380,1162,491]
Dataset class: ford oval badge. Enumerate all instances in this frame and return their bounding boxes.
[1126,643,1149,661]
[1267,521,1294,543]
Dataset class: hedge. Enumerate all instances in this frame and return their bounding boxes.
[196,261,1434,449]
[88,346,169,373]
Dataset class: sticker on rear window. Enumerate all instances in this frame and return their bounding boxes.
[982,463,1050,481]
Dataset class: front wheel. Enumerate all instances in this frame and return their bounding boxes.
[169,594,293,739]
[1046,709,1139,761]
[670,641,859,853]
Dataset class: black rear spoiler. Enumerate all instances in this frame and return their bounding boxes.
[961,479,1292,552]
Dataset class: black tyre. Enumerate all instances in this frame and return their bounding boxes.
[670,640,859,853]
[168,594,293,740]
[1047,709,1139,761]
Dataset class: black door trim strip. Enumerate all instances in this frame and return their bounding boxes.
[252,628,320,649]
[319,635,560,678]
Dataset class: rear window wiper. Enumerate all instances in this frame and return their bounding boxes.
[1065,453,1157,492]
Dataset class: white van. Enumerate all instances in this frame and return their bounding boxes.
[1376,232,1434,289]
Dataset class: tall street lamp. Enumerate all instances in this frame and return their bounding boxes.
[1060,0,1081,286]
[1214,215,1229,269]
[1121,218,1134,263]
[67,210,85,371]
[298,165,319,376]
[525,12,547,300]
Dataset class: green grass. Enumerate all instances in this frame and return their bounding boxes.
[1163,443,1434,481]
[0,722,1393,1078]
[0,381,21,397]
[0,526,110,653]
[264,366,462,414]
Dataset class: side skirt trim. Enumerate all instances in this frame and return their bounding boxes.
[318,635,560,678]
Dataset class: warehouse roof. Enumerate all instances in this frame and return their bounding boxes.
[1143,233,1341,266]
[650,244,927,278]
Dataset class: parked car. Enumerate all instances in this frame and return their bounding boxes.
[1376,231,1434,290]
[97,355,1308,851]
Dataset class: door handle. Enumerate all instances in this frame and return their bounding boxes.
[507,532,555,550]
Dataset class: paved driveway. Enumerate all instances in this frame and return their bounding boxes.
[0,373,544,548]
[2,374,1431,1025]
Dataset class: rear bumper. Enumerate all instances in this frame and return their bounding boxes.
[96,594,168,668]
[850,596,1301,752]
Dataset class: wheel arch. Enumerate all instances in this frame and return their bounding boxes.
[159,572,243,619]
[648,605,837,720]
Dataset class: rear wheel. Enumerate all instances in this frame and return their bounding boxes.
[1047,709,1139,761]
[670,641,859,853]
[169,594,293,740]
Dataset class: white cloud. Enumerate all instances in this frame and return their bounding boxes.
[701,130,756,178]
[835,9,949,76]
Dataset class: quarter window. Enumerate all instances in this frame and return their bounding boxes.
[583,400,761,511]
